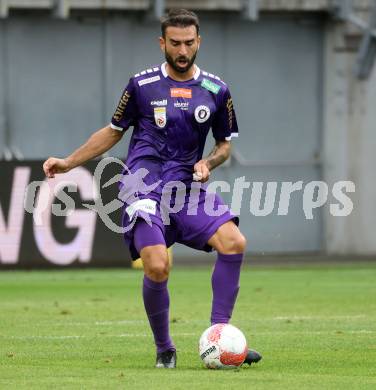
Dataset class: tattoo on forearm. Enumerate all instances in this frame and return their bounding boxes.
[206,142,230,171]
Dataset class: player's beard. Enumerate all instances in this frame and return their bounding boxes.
[165,49,198,74]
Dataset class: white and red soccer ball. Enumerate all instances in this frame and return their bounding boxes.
[199,323,248,369]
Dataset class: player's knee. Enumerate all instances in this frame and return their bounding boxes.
[147,262,170,282]
[143,252,170,282]
[234,233,247,253]
[219,233,247,254]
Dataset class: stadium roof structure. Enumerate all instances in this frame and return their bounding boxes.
[0,0,374,79]
[0,0,365,19]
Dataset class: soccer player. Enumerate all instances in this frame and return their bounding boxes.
[43,9,262,368]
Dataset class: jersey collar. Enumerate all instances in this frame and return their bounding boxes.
[161,62,201,80]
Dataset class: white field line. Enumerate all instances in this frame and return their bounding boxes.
[95,320,147,325]
[1,332,197,340]
[0,316,369,328]
[270,315,367,320]
[1,330,375,341]
[253,330,376,335]
[58,315,369,326]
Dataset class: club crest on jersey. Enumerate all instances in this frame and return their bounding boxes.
[154,107,167,128]
[194,105,211,123]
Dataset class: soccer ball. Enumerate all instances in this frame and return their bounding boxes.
[199,323,248,369]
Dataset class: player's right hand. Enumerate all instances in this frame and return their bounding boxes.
[193,159,211,183]
[43,157,70,178]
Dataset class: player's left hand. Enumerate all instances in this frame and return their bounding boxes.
[193,160,211,183]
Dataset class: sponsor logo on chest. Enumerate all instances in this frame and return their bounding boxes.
[201,78,221,94]
[150,99,168,106]
[170,88,192,99]
[138,75,161,86]
[174,102,189,110]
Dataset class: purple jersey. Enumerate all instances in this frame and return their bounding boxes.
[110,63,238,184]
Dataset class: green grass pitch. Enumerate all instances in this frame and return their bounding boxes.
[0,264,375,389]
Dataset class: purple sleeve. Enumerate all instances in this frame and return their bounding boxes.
[211,87,239,141]
[110,78,138,131]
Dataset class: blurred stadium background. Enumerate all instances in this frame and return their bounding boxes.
[1,0,376,267]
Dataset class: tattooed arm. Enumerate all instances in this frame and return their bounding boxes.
[193,140,231,183]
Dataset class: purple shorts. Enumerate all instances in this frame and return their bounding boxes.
[122,185,239,260]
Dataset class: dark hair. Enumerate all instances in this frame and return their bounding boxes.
[161,9,200,38]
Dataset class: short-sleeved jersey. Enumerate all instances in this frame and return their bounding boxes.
[110,62,238,184]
